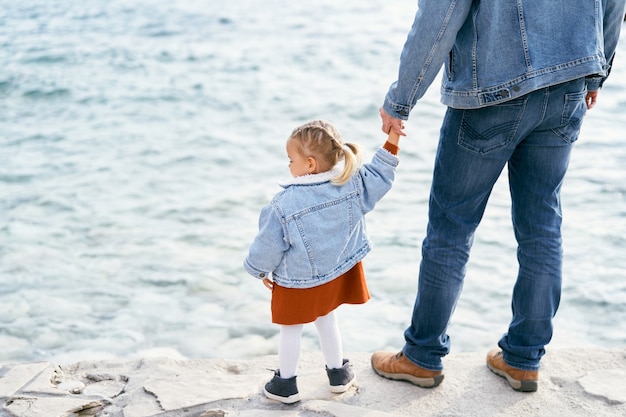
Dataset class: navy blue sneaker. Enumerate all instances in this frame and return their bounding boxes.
[326,359,356,393]
[263,370,300,404]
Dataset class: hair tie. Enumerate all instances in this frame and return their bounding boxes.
[342,144,351,153]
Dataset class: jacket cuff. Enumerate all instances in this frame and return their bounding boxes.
[585,76,603,92]
[243,259,269,279]
[375,146,400,167]
[383,95,410,120]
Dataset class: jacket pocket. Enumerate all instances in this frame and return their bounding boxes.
[458,97,527,155]
[552,90,586,144]
[446,49,454,81]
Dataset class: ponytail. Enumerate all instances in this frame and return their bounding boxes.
[331,142,362,185]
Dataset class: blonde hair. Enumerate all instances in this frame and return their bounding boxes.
[288,120,362,186]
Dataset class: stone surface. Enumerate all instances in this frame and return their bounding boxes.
[578,369,626,404]
[0,363,51,398]
[0,347,625,417]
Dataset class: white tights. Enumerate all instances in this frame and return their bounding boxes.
[278,310,343,378]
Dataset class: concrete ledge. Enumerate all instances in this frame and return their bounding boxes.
[1,347,625,417]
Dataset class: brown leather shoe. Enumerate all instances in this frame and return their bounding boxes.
[371,351,444,388]
[486,349,538,392]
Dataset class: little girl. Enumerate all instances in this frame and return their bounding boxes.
[244,120,400,403]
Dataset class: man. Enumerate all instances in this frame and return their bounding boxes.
[371,0,625,392]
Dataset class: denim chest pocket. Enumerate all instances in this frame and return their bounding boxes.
[552,91,587,144]
[458,97,527,155]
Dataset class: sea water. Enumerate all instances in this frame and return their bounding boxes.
[1,0,625,364]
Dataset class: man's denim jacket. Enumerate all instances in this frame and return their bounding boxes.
[384,0,625,115]
[244,147,399,289]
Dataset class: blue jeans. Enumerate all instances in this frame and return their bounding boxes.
[403,78,587,372]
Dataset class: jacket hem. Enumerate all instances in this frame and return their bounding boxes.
[271,244,371,289]
[441,58,606,109]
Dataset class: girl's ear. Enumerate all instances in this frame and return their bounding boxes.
[306,156,318,174]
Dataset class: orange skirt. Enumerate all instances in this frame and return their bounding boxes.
[271,261,370,325]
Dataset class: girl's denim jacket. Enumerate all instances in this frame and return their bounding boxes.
[384,0,625,115]
[244,147,399,289]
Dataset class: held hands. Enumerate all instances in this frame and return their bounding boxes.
[380,107,406,137]
[262,278,274,290]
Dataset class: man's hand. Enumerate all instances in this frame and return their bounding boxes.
[585,90,599,109]
[380,107,407,137]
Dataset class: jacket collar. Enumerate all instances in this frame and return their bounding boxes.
[279,166,342,188]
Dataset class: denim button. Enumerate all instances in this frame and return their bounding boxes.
[513,85,520,92]
[399,109,409,117]
[260,273,266,278]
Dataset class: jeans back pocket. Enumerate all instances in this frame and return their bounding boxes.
[552,90,586,144]
[458,97,527,155]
